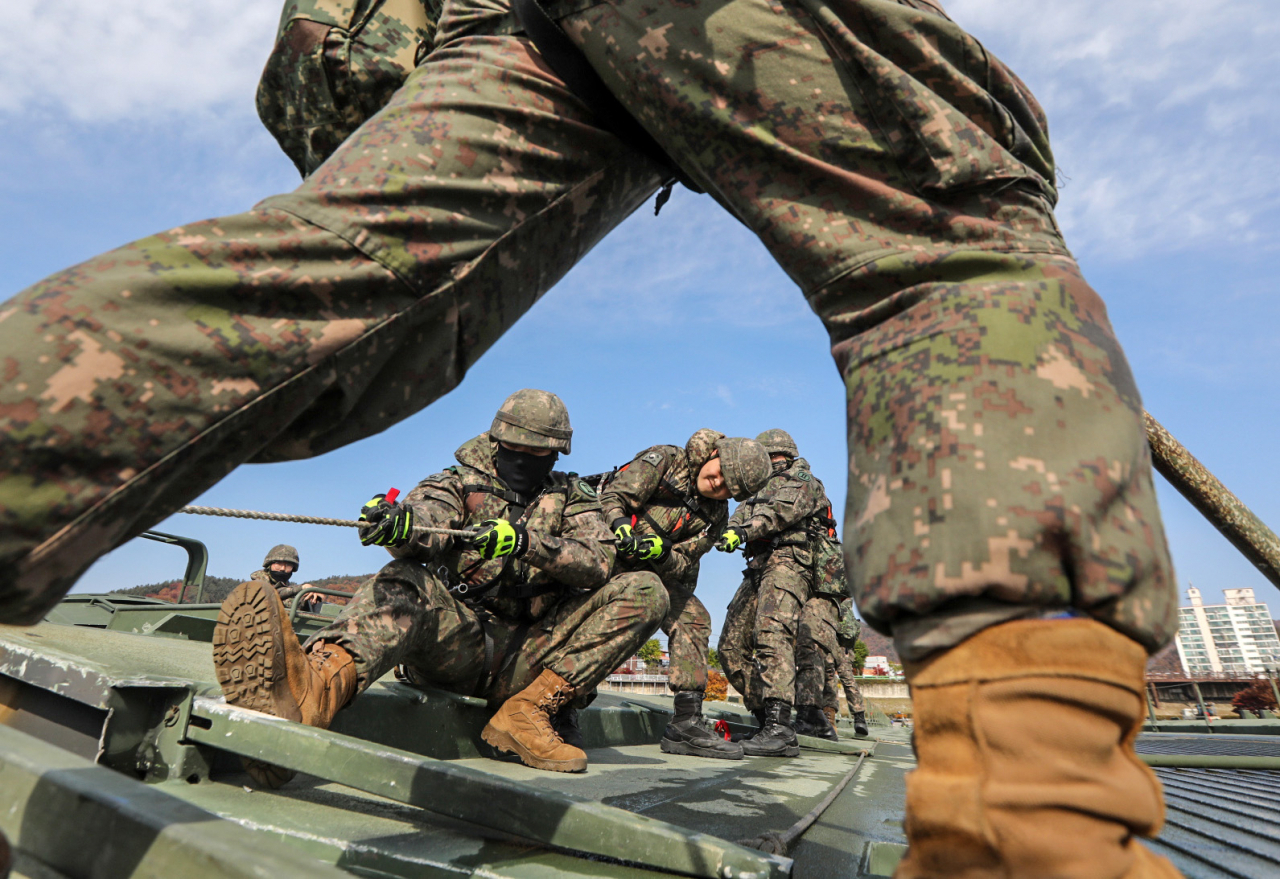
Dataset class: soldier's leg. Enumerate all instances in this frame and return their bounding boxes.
[0,8,664,623]
[793,598,828,709]
[716,575,760,712]
[821,654,839,715]
[750,562,808,707]
[834,645,866,716]
[661,584,711,694]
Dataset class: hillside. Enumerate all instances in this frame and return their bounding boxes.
[110,573,371,604]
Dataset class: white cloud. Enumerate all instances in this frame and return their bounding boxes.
[0,1,277,120]
[948,0,1280,260]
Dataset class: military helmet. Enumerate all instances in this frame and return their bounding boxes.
[489,389,573,453]
[716,437,771,501]
[263,544,299,570]
[685,428,726,476]
[755,428,798,459]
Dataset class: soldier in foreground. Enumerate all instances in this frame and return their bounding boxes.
[601,431,770,759]
[212,390,667,776]
[251,544,320,613]
[0,0,1181,873]
[716,429,844,758]
[795,595,868,738]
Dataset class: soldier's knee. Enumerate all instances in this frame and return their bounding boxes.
[612,571,669,625]
[374,559,446,601]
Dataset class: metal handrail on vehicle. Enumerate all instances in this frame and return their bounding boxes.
[286,587,357,624]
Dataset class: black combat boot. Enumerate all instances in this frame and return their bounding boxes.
[661,691,745,759]
[730,705,766,742]
[551,706,584,749]
[853,710,869,737]
[740,699,800,757]
[794,704,838,740]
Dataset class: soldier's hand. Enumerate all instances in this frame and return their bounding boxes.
[359,493,392,525]
[715,525,747,553]
[471,519,529,560]
[610,517,638,554]
[360,504,414,547]
[632,534,669,562]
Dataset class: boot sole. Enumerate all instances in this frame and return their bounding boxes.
[741,743,800,758]
[481,724,588,773]
[660,737,744,760]
[212,581,300,788]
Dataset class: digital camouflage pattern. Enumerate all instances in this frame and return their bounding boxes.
[489,388,573,453]
[600,430,729,692]
[264,544,301,569]
[0,0,1174,674]
[258,0,445,177]
[249,568,302,601]
[796,596,865,713]
[311,432,668,697]
[755,429,798,460]
[716,438,771,502]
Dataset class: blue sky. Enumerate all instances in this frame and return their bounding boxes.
[4,0,1280,642]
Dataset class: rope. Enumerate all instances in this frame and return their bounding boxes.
[178,505,477,538]
[737,750,868,856]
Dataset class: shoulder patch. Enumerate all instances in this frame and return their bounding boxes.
[796,470,811,482]
[642,451,664,466]
[578,480,597,498]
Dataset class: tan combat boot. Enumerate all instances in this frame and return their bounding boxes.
[213,580,357,786]
[481,669,588,772]
[895,618,1183,879]
[822,706,838,729]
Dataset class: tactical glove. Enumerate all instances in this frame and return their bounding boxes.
[471,518,529,560]
[359,502,414,547]
[632,534,670,562]
[714,525,747,553]
[610,517,638,554]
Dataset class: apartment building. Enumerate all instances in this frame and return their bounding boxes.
[1175,586,1280,674]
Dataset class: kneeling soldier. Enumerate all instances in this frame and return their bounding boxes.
[212,389,667,780]
[601,430,769,759]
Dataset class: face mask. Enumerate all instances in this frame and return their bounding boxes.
[496,444,558,495]
[771,457,789,474]
[268,568,293,584]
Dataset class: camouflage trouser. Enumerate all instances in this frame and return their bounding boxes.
[796,596,864,713]
[717,555,810,710]
[659,579,711,693]
[1,0,1173,666]
[308,559,667,703]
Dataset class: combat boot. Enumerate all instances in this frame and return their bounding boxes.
[730,705,767,743]
[551,706,584,749]
[852,710,869,737]
[482,669,588,772]
[213,579,357,786]
[794,704,838,740]
[896,618,1183,879]
[740,699,800,757]
[661,691,744,759]
[822,706,838,729]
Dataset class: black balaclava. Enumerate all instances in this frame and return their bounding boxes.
[267,567,293,585]
[496,444,558,495]
[771,456,790,475]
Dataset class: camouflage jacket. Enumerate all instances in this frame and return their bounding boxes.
[250,568,299,600]
[729,457,837,568]
[599,430,728,589]
[389,434,612,618]
[836,597,862,647]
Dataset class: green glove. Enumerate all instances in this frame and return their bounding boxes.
[714,525,747,553]
[471,519,529,560]
[610,517,637,554]
[359,502,414,547]
[632,534,669,562]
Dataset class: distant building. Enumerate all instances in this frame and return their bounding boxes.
[863,655,892,675]
[1175,587,1280,674]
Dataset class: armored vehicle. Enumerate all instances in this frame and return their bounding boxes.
[3,521,1280,878]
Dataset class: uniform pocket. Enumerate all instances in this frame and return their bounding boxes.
[793,0,1056,198]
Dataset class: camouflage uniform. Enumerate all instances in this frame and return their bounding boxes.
[313,434,668,701]
[718,457,841,709]
[0,0,1173,670]
[796,596,865,715]
[599,429,728,692]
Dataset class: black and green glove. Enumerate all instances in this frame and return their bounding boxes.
[471,519,529,560]
[714,525,747,553]
[610,517,637,554]
[359,496,415,547]
[632,534,670,562]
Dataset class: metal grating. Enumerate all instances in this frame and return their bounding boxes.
[1137,733,1280,758]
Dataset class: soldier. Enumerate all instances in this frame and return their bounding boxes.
[715,429,842,758]
[795,595,868,739]
[600,430,770,759]
[0,0,1182,873]
[212,389,668,778]
[251,544,321,613]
